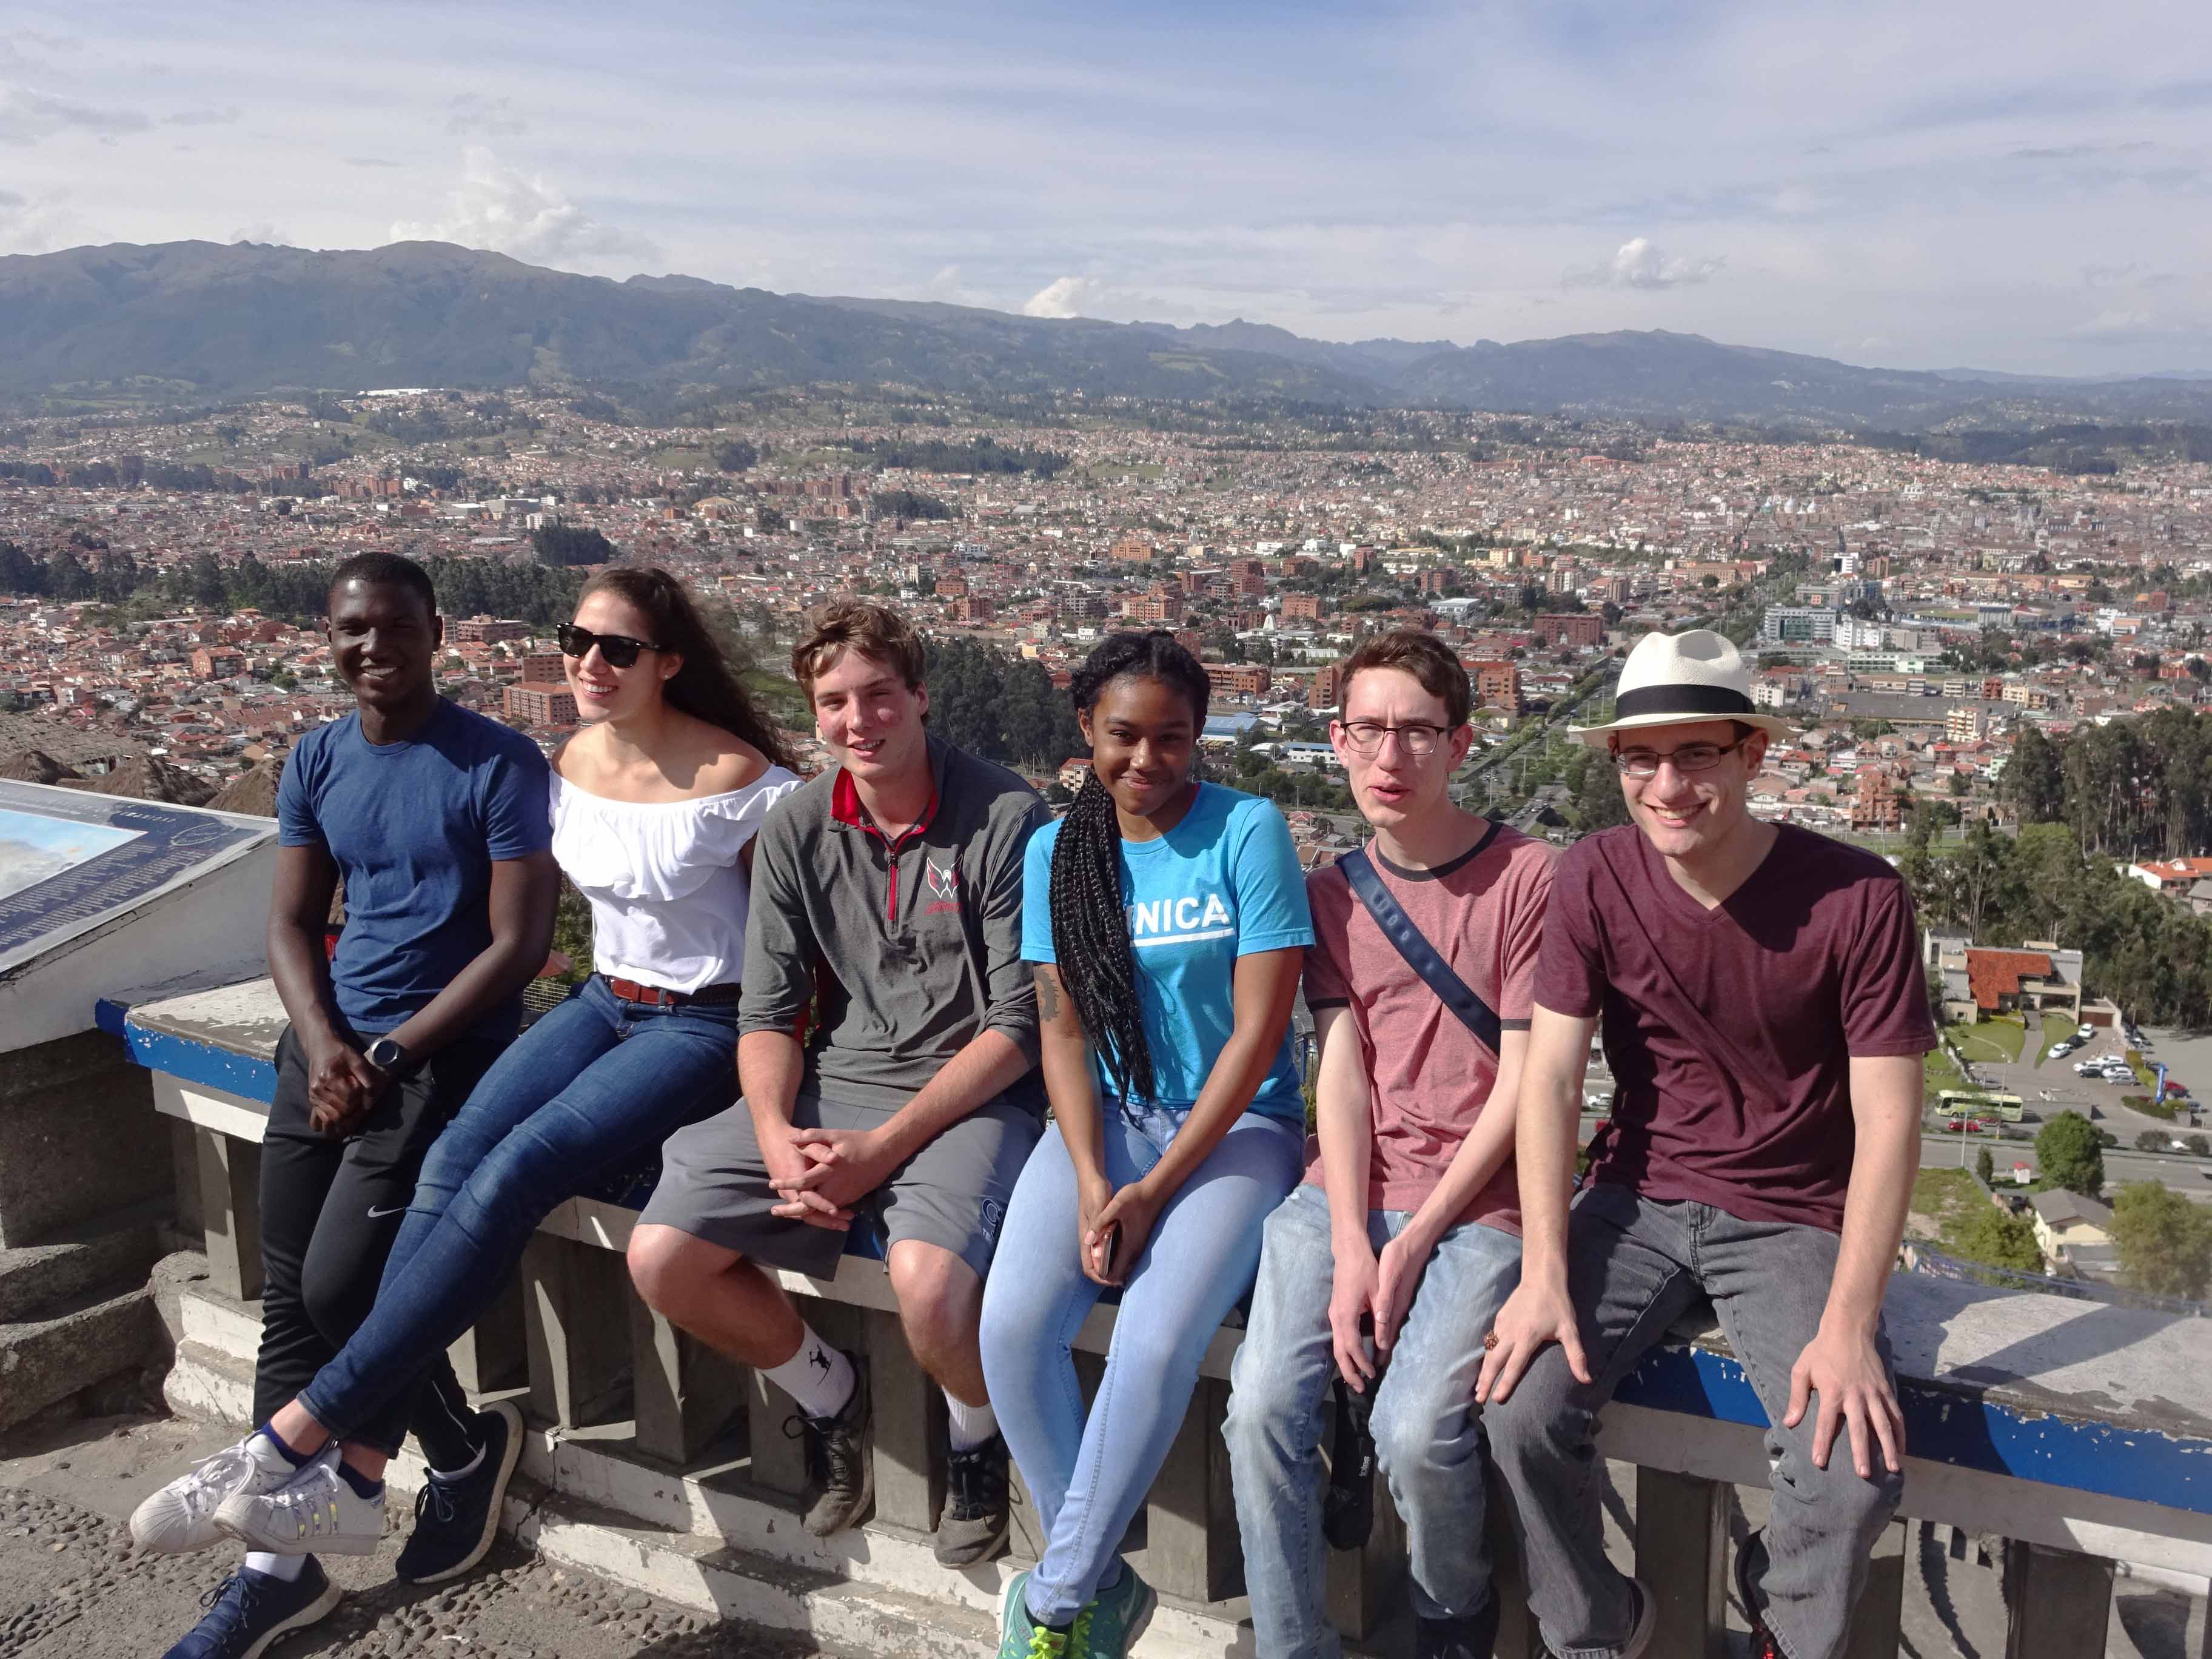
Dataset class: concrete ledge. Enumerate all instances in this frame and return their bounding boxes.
[0,1282,158,1431]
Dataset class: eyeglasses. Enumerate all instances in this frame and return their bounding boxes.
[1612,739,1747,779]
[557,623,662,669]
[1338,720,1449,757]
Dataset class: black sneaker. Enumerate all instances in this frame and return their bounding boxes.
[1323,1372,1378,1550]
[1416,1589,1502,1659]
[791,1354,873,1538]
[1737,1529,1783,1659]
[395,1399,524,1584]
[163,1559,341,1659]
[935,1432,1010,1566]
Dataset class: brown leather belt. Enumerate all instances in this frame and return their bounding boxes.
[605,976,742,1007]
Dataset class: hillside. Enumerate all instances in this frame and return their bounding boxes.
[2,239,2208,429]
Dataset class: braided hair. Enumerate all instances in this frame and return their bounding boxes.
[1049,631,1212,1105]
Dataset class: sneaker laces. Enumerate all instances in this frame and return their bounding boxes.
[413,1478,462,1533]
[945,1441,1004,1519]
[786,1404,864,1495]
[1071,1604,1096,1654]
[178,1444,257,1515]
[196,1572,262,1631]
[1025,1620,1071,1658]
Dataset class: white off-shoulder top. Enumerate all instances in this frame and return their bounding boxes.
[550,765,802,994]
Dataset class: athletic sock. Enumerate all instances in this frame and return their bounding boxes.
[429,1442,487,1483]
[335,1460,384,1502]
[243,1550,306,1583]
[944,1393,999,1453]
[252,1424,309,1470]
[762,1327,854,1421]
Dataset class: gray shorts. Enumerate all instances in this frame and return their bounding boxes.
[640,1091,1042,1282]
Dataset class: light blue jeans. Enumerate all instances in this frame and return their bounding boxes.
[1225,1182,1523,1656]
[979,1102,1304,1626]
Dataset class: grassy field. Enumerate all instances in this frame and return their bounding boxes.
[1910,1166,1986,1237]
[1925,1044,1966,1105]
[2034,1011,2077,1067]
[1951,1017,2026,1065]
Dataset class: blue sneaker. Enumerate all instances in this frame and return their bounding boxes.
[1086,1563,1156,1658]
[396,1400,525,1584]
[163,1560,341,1659]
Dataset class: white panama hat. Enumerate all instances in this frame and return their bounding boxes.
[1570,628,1795,749]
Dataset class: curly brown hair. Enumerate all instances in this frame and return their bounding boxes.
[789,598,927,695]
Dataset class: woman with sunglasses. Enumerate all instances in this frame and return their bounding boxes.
[137,566,801,1585]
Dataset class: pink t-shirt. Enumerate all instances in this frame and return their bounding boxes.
[1302,822,1555,1233]
[1533,822,1935,1233]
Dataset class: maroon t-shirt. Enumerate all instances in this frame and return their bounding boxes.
[1533,822,1934,1232]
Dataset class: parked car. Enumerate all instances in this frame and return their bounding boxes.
[2076,1061,2105,1076]
[2077,1025,2095,1038]
[2103,1065,2138,1082]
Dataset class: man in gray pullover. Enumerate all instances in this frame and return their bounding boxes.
[629,598,1050,1568]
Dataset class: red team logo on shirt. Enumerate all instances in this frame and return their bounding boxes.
[925,858,960,914]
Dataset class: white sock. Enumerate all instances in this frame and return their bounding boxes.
[244,1550,306,1582]
[762,1327,854,1421]
[945,1393,998,1453]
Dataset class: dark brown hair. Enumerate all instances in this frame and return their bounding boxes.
[790,598,927,695]
[1339,629,1470,728]
[580,566,798,770]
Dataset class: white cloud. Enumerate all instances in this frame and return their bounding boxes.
[164,106,240,128]
[229,221,287,246]
[0,81,150,146]
[1022,275,1099,317]
[390,146,657,267]
[1565,236,1724,290]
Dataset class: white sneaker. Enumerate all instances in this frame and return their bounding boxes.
[130,1435,295,1555]
[214,1444,387,1557]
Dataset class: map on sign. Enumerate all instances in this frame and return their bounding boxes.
[0,809,142,903]
[0,782,271,969]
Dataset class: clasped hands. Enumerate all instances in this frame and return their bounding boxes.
[766,1125,899,1228]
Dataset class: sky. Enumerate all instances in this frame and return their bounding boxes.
[2,1,2209,377]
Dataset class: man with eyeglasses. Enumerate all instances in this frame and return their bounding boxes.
[1476,629,1932,1659]
[1226,629,1553,1659]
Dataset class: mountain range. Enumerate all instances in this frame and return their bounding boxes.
[2,239,2208,430]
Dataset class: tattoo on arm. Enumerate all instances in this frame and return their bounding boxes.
[1036,968,1062,1022]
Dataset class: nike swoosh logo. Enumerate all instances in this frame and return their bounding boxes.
[366,1204,409,1219]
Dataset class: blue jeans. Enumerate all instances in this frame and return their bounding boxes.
[979,1103,1303,1626]
[298,976,740,1451]
[1225,1183,1523,1657]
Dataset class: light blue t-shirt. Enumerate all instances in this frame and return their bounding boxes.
[277,700,551,1039]
[1022,782,1314,1124]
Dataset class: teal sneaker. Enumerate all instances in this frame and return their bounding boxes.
[997,1570,1078,1658]
[1085,1563,1156,1658]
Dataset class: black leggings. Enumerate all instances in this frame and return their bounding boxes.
[252,1025,501,1469]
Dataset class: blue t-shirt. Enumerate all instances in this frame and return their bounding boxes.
[276,700,552,1039]
[1022,782,1314,1124]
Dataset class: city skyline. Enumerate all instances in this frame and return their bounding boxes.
[2,1,2208,378]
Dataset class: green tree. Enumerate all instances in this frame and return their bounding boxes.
[1950,1205,2046,1275]
[2035,1111,2105,1199]
[2108,1181,2212,1300]
[2002,723,2065,824]
[1975,1146,1996,1187]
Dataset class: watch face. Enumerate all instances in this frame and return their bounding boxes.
[369,1040,402,1068]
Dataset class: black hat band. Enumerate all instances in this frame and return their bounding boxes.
[1612,683,1755,720]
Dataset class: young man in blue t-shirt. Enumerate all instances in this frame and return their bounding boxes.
[135,552,558,1659]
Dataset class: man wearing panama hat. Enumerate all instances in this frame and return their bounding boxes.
[1473,629,1932,1659]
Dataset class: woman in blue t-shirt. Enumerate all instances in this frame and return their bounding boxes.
[980,631,1313,1657]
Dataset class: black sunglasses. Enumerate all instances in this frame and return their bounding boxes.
[557,623,663,669]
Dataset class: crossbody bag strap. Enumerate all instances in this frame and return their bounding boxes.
[1339,839,1504,1056]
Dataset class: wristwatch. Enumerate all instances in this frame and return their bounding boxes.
[365,1037,411,1075]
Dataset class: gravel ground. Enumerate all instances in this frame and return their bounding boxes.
[0,1415,831,1659]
